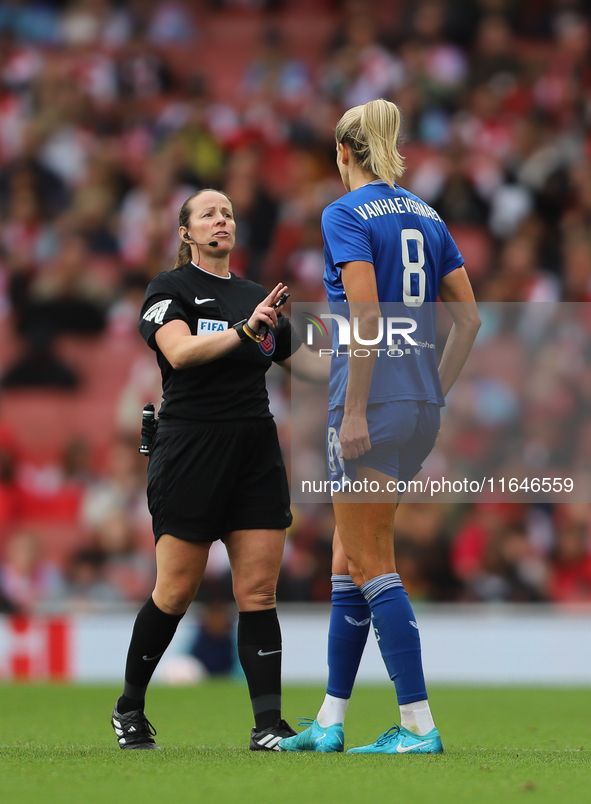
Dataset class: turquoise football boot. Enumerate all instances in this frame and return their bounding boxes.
[347,724,443,754]
[278,718,344,753]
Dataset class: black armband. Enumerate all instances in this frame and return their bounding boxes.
[232,319,250,343]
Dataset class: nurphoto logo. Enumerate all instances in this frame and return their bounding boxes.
[303,312,421,357]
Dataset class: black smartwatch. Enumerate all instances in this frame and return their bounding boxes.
[232,319,250,343]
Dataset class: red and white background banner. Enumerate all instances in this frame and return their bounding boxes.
[1,616,70,681]
[1,606,591,685]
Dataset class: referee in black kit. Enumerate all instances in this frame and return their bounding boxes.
[111,188,326,751]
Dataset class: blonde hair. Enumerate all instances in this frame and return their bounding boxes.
[335,99,405,187]
[173,188,233,269]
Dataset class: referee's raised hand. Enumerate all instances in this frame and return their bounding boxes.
[248,283,289,334]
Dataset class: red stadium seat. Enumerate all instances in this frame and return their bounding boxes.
[0,334,147,463]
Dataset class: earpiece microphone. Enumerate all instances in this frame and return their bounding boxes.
[184,233,218,247]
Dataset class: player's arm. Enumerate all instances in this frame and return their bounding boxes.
[437,266,481,397]
[339,260,381,459]
[156,283,287,369]
[277,344,330,382]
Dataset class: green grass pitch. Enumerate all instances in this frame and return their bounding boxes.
[0,683,589,804]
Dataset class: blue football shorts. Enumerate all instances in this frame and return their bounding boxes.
[326,400,440,491]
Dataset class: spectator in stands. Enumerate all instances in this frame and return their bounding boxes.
[241,25,312,107]
[72,188,120,257]
[189,600,236,677]
[2,436,85,525]
[59,0,132,49]
[107,272,153,341]
[91,510,155,602]
[0,323,79,389]
[430,146,490,227]
[394,504,461,602]
[224,146,280,281]
[468,524,547,603]
[340,13,405,109]
[0,121,70,219]
[469,14,521,87]
[0,529,65,612]
[452,503,550,602]
[0,186,55,275]
[81,433,150,533]
[0,422,21,527]
[496,233,560,302]
[404,0,468,110]
[117,153,195,273]
[548,506,591,603]
[562,235,591,302]
[284,216,327,302]
[61,437,94,486]
[20,231,108,336]
[117,30,174,99]
[147,1,196,45]
[63,547,125,610]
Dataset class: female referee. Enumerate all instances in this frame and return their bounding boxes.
[280,99,481,754]
[111,188,325,751]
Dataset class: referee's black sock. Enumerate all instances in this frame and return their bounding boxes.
[117,596,184,714]
[237,608,282,731]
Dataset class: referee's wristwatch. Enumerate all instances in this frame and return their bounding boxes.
[232,319,250,343]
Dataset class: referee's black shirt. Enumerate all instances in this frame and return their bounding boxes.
[138,262,302,422]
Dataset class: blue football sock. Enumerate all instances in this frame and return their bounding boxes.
[360,573,428,705]
[326,575,371,699]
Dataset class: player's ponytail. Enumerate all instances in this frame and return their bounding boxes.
[335,99,405,187]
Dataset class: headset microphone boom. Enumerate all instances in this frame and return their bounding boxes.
[184,233,218,247]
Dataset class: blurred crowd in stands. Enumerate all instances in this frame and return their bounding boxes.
[0,0,590,613]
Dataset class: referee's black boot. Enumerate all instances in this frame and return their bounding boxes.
[250,719,296,751]
[111,704,160,750]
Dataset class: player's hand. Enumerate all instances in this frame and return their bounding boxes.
[339,412,371,460]
[248,283,288,333]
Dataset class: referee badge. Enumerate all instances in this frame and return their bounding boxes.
[259,330,275,356]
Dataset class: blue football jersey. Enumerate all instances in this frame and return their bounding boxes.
[322,180,464,408]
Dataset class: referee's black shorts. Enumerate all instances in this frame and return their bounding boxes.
[147,418,292,543]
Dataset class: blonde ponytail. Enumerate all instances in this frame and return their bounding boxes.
[335,99,405,186]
